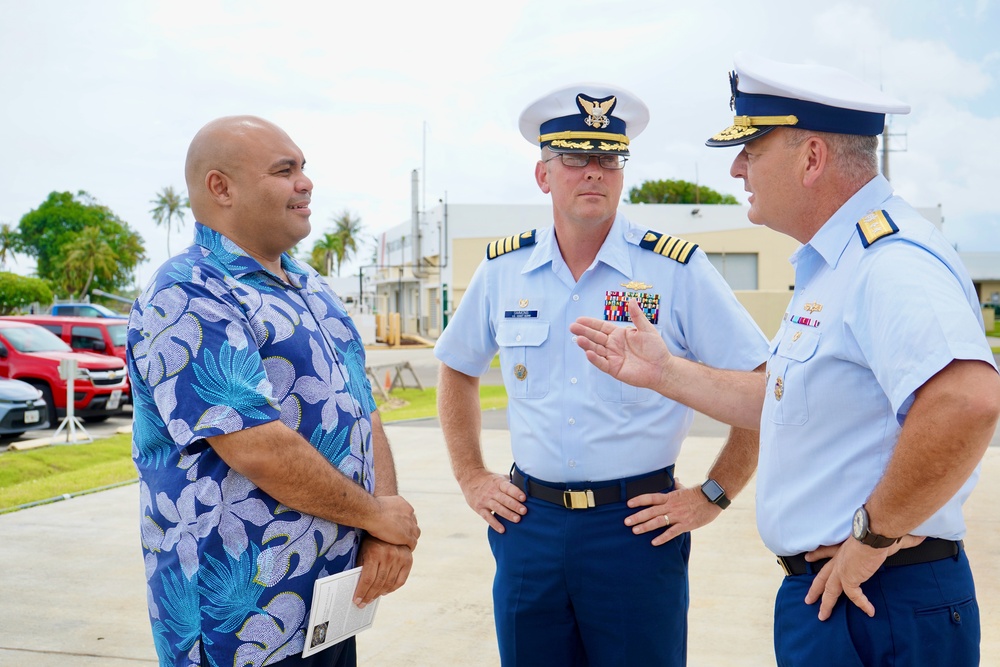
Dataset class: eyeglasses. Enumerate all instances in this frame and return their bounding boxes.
[543,153,628,170]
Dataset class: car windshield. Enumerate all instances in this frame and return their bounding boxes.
[90,304,124,317]
[1,325,73,353]
[107,323,128,347]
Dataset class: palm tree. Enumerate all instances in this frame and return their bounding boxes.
[0,222,18,269]
[61,226,118,299]
[310,232,343,276]
[150,186,190,257]
[330,209,363,276]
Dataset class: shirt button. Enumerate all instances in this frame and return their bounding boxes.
[568,459,577,468]
[572,294,580,301]
[570,377,577,384]
[568,418,576,425]
[515,334,522,342]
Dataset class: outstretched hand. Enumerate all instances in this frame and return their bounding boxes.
[570,298,672,390]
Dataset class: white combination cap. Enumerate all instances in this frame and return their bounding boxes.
[519,83,649,155]
[707,52,910,147]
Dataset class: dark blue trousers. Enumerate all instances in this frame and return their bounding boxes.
[774,550,979,666]
[488,483,690,667]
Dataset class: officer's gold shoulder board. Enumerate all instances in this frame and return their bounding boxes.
[856,210,898,248]
[487,230,536,260]
[639,230,698,264]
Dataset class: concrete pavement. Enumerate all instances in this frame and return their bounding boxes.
[1,344,999,665]
[1,419,999,665]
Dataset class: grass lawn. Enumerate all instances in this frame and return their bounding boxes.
[0,435,135,511]
[0,385,507,513]
[374,385,507,420]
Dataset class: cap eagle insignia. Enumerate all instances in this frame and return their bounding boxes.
[579,95,615,129]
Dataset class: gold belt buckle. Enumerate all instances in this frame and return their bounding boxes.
[563,489,595,509]
[777,557,793,577]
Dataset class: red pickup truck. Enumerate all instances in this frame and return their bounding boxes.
[0,320,129,424]
[4,315,128,363]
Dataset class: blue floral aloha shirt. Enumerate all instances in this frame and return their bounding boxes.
[127,223,377,667]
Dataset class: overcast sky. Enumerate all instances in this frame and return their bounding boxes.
[1,0,997,289]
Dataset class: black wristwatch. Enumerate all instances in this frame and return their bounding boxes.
[851,506,901,548]
[700,479,731,510]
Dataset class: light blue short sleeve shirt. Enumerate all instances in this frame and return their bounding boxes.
[756,176,997,555]
[435,213,769,482]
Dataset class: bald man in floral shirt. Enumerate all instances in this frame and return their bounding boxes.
[127,115,419,667]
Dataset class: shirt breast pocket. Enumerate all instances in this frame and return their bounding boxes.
[594,322,655,404]
[497,320,550,399]
[767,329,820,426]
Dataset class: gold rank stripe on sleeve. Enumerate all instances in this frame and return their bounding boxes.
[638,231,699,264]
[856,210,899,248]
[487,230,537,260]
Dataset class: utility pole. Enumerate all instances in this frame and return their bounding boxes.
[881,122,907,182]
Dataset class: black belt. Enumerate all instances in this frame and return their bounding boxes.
[510,465,674,510]
[777,538,964,577]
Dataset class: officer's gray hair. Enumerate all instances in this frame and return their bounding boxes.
[784,129,879,183]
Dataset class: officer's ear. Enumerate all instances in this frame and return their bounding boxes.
[800,136,829,188]
[535,159,552,194]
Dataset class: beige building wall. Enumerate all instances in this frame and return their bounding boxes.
[978,280,1000,305]
[681,226,799,291]
[734,291,791,340]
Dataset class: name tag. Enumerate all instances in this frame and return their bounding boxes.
[504,310,538,318]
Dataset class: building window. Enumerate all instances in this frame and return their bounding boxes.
[706,253,758,290]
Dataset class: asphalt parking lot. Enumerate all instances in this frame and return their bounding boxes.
[0,407,134,453]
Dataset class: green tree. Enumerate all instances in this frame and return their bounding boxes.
[329,209,363,276]
[59,226,120,299]
[0,272,53,315]
[149,186,190,257]
[309,232,343,276]
[17,191,147,297]
[628,179,740,205]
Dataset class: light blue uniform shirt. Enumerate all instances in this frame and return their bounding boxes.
[435,213,769,482]
[757,175,997,556]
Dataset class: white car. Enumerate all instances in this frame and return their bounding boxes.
[0,377,50,438]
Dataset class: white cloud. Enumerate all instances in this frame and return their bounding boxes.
[1,0,997,289]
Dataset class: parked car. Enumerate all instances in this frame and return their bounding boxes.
[0,377,50,438]
[3,315,128,363]
[50,303,127,318]
[0,321,129,425]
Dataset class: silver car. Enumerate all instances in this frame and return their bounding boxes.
[0,377,50,438]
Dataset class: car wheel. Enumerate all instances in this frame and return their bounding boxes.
[29,382,57,426]
[83,415,110,423]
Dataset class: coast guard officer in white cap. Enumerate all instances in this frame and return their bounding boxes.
[434,83,769,666]
[571,53,1000,666]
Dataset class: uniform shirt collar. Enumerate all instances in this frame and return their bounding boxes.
[803,174,893,269]
[519,213,632,277]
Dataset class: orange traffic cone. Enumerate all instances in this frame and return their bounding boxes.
[384,370,392,393]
